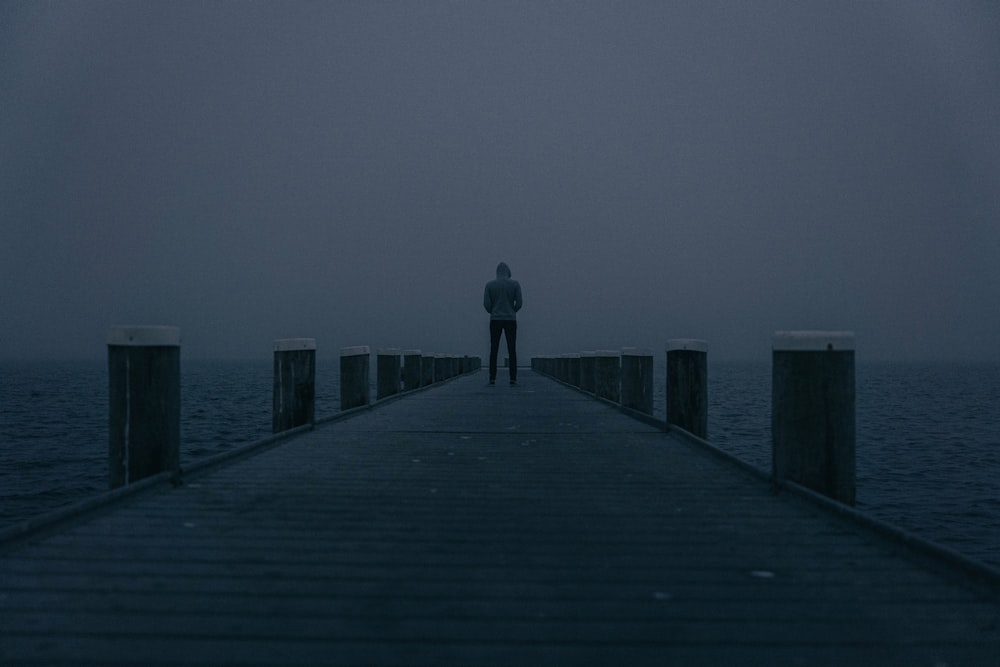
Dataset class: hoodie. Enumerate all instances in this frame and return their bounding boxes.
[483,262,523,320]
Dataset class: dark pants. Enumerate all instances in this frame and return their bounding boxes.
[489,319,517,382]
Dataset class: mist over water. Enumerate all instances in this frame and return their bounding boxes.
[2,359,997,569]
[3,3,1000,362]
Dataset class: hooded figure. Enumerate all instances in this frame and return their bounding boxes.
[483,262,522,384]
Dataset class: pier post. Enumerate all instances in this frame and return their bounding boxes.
[272,338,316,433]
[594,350,621,403]
[107,326,180,489]
[621,348,654,415]
[568,353,581,387]
[666,339,708,438]
[377,348,401,400]
[772,331,856,506]
[340,346,370,410]
[403,349,422,391]
[434,354,447,382]
[580,352,596,393]
[422,353,435,385]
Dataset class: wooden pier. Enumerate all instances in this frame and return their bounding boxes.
[1,370,998,665]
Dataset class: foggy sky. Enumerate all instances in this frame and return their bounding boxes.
[3,1,999,362]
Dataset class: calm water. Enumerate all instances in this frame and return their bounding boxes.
[1,359,997,568]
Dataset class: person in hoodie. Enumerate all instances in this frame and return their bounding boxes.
[483,261,523,385]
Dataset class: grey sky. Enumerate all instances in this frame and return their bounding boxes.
[3,1,999,361]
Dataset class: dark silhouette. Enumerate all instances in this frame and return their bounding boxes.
[483,262,522,385]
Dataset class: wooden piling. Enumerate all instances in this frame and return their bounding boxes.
[403,349,422,391]
[272,339,316,433]
[107,326,180,489]
[594,350,621,403]
[376,348,401,400]
[666,339,708,438]
[567,353,581,388]
[772,331,856,506]
[340,346,370,410]
[621,348,654,415]
[421,354,435,385]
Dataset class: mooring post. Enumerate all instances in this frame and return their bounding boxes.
[621,347,654,415]
[421,353,435,385]
[772,331,856,506]
[403,349,422,391]
[579,351,597,393]
[272,338,316,433]
[666,339,708,438]
[376,348,401,400]
[107,326,180,489]
[594,350,621,403]
[340,346,370,410]
[567,353,582,388]
[556,354,567,383]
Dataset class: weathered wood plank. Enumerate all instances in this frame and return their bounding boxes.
[1,371,997,666]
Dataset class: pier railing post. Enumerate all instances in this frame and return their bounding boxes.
[272,338,316,433]
[772,331,856,506]
[594,350,621,403]
[403,349,422,391]
[340,346,370,410]
[621,348,654,415]
[422,353,435,385]
[579,352,596,394]
[666,339,708,438]
[107,326,180,489]
[376,348,401,400]
[568,353,581,387]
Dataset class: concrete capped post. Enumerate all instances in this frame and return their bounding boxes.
[621,347,654,415]
[377,348,401,400]
[272,338,316,433]
[107,326,180,489]
[403,349,422,391]
[340,346,370,410]
[594,350,621,403]
[666,339,708,438]
[772,331,856,506]
[421,353,435,386]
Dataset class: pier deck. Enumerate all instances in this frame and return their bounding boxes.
[1,371,998,665]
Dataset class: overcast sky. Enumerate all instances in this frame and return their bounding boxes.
[3,1,999,362]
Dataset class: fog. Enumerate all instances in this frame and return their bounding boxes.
[3,1,999,362]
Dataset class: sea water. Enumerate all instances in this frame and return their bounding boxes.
[1,359,997,568]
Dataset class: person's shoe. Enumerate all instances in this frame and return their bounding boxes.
[509,380,517,386]
[489,378,496,385]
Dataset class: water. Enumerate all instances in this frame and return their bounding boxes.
[678,360,1000,569]
[0,359,342,529]
[1,359,997,569]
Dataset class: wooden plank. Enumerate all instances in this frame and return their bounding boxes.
[1,371,997,666]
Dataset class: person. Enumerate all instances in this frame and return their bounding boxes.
[483,261,522,385]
